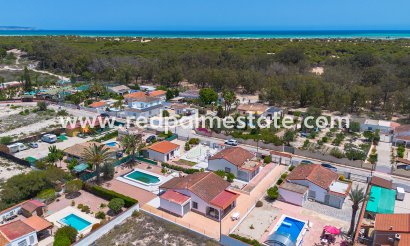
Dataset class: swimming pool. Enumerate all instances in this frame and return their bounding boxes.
[124,170,161,185]
[105,141,117,147]
[274,216,305,242]
[60,214,92,232]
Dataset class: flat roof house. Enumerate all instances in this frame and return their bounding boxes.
[372,213,410,246]
[108,85,131,95]
[279,164,350,208]
[208,147,261,182]
[145,141,180,162]
[64,141,119,161]
[159,172,239,220]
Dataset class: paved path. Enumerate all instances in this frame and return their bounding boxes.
[375,142,392,174]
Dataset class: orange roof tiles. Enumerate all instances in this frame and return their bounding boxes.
[210,190,239,209]
[150,90,166,97]
[370,176,393,189]
[160,190,190,205]
[209,147,255,167]
[22,215,52,232]
[375,214,410,232]
[89,101,106,108]
[0,220,35,241]
[124,91,146,99]
[148,141,179,154]
[286,164,339,190]
[271,150,292,158]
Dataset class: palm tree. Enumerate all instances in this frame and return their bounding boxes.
[82,144,111,183]
[222,89,237,114]
[347,185,367,236]
[121,134,142,165]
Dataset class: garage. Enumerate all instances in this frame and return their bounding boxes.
[278,182,309,206]
[159,190,191,217]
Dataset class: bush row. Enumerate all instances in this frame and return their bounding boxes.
[229,234,261,246]
[161,163,200,174]
[83,183,137,208]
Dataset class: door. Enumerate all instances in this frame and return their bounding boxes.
[308,190,316,199]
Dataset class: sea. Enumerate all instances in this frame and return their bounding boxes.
[0,30,410,39]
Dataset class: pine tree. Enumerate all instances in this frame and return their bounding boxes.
[23,67,32,92]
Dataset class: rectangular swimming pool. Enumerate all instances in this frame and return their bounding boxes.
[125,170,160,184]
[60,214,92,232]
[275,216,305,242]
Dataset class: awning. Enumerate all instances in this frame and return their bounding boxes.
[22,215,52,232]
[210,190,239,210]
[73,163,89,173]
[160,190,190,205]
[366,186,396,214]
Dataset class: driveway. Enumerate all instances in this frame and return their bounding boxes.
[375,142,392,173]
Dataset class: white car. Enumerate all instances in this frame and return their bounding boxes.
[224,139,238,146]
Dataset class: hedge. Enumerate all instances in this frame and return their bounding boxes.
[229,234,261,246]
[161,163,200,174]
[83,184,137,208]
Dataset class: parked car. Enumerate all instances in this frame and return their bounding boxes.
[224,139,238,146]
[321,163,338,172]
[146,135,157,143]
[300,160,314,165]
[77,133,86,138]
[41,134,57,143]
[28,142,38,148]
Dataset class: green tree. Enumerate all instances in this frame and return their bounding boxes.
[283,130,296,146]
[222,89,237,114]
[267,186,279,200]
[162,110,170,117]
[37,101,47,111]
[349,121,361,133]
[108,198,125,214]
[54,226,78,244]
[347,186,367,236]
[121,134,142,165]
[65,179,83,194]
[22,66,32,92]
[82,144,112,183]
[101,162,115,180]
[199,88,218,105]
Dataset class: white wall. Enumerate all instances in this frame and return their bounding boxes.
[147,149,166,162]
[278,188,305,206]
[271,154,292,165]
[208,159,239,176]
[159,197,186,217]
[8,232,37,246]
[0,206,22,223]
[289,179,327,203]
[174,189,215,216]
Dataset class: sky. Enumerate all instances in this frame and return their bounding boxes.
[1,0,410,30]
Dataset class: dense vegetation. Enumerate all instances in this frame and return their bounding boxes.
[1,36,409,118]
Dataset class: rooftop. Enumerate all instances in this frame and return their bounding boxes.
[210,190,239,209]
[64,141,117,158]
[395,124,410,133]
[149,90,166,97]
[328,181,350,196]
[22,215,52,232]
[370,176,393,189]
[279,181,309,194]
[374,213,410,232]
[0,220,35,242]
[89,101,106,108]
[286,164,339,190]
[237,103,269,113]
[209,147,256,170]
[366,185,396,214]
[160,190,190,205]
[271,150,292,158]
[148,141,179,154]
[21,200,46,213]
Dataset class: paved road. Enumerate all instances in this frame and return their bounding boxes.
[375,142,392,174]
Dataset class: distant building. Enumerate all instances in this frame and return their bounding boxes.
[145,141,180,162]
[237,103,269,116]
[179,90,200,100]
[124,92,163,118]
[108,85,131,95]
[264,106,283,119]
[279,164,350,208]
[140,85,156,92]
[360,119,398,134]
[148,90,167,101]
[208,147,261,182]
[393,124,410,147]
[159,172,239,219]
[171,103,196,116]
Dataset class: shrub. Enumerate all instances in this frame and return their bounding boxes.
[267,186,279,200]
[0,136,13,145]
[330,148,345,159]
[229,234,261,246]
[264,155,272,164]
[77,204,84,209]
[65,179,83,194]
[37,101,47,111]
[288,165,295,171]
[55,226,77,243]
[276,178,283,185]
[255,201,263,207]
[91,223,102,231]
[71,200,75,206]
[214,170,225,178]
[339,175,345,181]
[53,235,71,246]
[81,205,90,213]
[83,183,138,208]
[95,211,106,219]
[161,163,200,174]
[36,188,56,202]
[184,142,191,151]
[108,198,125,214]
[280,172,288,180]
[132,210,141,217]
[226,172,235,182]
[188,138,200,145]
[101,163,115,180]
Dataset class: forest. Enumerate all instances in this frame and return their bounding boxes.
[0,36,409,119]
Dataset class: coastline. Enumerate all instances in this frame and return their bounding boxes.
[1,30,410,39]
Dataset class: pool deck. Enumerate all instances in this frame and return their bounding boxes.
[45,206,99,235]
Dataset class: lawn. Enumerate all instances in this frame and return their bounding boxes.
[96,212,220,246]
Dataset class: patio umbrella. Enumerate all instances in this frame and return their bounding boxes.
[323,225,341,235]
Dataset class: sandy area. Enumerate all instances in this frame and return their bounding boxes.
[0,157,30,184]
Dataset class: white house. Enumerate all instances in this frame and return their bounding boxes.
[279,164,350,209]
[393,124,410,147]
[124,92,163,118]
[159,172,239,220]
[208,147,261,182]
[360,119,398,134]
[108,85,131,95]
[149,90,167,102]
[270,150,293,165]
[88,101,107,112]
[146,141,180,162]
[0,220,38,246]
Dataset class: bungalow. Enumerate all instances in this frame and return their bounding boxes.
[279,164,350,208]
[124,92,163,118]
[179,90,200,100]
[149,90,167,101]
[145,141,180,162]
[171,103,196,116]
[372,213,410,246]
[237,103,269,116]
[108,85,131,95]
[393,124,410,147]
[270,150,293,165]
[64,141,119,161]
[0,220,38,246]
[88,101,107,113]
[208,147,261,182]
[159,172,239,220]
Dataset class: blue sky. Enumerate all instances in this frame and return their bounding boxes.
[1,0,409,30]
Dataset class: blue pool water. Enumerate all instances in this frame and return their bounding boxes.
[60,214,92,231]
[275,217,305,242]
[125,170,160,184]
[105,142,117,147]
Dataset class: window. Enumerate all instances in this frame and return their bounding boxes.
[225,167,231,173]
[192,201,198,209]
[29,236,35,244]
[18,239,27,246]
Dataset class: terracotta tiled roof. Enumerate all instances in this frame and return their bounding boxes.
[397,158,410,165]
[64,141,117,158]
[375,214,410,232]
[124,91,146,99]
[210,190,239,209]
[286,164,339,190]
[395,124,410,133]
[127,95,159,103]
[0,220,35,241]
[22,215,52,232]
[209,147,255,168]
[399,233,410,246]
[150,90,166,97]
[160,172,231,203]
[160,190,190,205]
[148,141,179,154]
[396,136,410,141]
[237,103,269,113]
[89,101,106,108]
[370,176,393,189]
[271,150,292,158]
[110,85,130,93]
[21,200,45,213]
